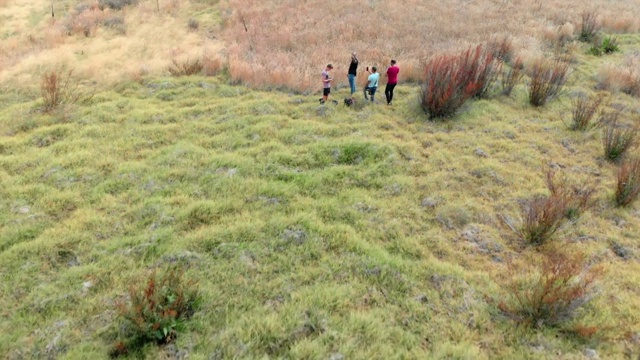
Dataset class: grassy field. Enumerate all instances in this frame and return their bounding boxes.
[2,0,640,358]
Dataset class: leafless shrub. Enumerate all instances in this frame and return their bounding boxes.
[40,70,86,112]
[420,45,500,119]
[602,113,637,162]
[501,57,524,96]
[567,93,606,131]
[597,55,640,96]
[188,19,199,31]
[98,0,137,10]
[520,170,595,245]
[488,35,514,63]
[615,158,640,207]
[579,11,600,42]
[499,251,602,328]
[527,59,570,107]
[203,53,223,76]
[168,59,203,76]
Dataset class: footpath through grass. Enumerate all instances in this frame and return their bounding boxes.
[1,47,640,358]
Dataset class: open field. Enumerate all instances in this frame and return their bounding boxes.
[2,0,640,359]
[221,0,640,91]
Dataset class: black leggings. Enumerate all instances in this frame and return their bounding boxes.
[385,83,397,104]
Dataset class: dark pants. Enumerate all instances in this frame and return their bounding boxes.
[364,86,377,102]
[385,83,397,104]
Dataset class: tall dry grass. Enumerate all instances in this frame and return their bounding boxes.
[597,53,640,97]
[221,0,640,92]
[0,0,223,85]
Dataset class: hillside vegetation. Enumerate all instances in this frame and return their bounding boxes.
[1,0,640,359]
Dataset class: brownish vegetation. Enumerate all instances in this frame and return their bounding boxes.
[602,114,637,162]
[597,54,640,96]
[500,57,524,96]
[499,251,602,328]
[520,170,595,246]
[615,158,640,207]
[420,45,499,119]
[220,0,640,92]
[579,10,601,42]
[168,58,203,76]
[112,269,200,357]
[568,93,606,131]
[40,69,84,112]
[527,59,569,107]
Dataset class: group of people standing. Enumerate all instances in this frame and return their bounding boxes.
[321,53,400,106]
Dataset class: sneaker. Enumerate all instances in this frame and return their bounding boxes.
[319,99,325,105]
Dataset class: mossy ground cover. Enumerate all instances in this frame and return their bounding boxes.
[1,41,640,359]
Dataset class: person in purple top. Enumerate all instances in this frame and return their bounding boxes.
[385,59,400,105]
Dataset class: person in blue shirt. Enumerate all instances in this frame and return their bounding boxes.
[364,66,379,102]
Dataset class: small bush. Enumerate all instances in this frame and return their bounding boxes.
[500,57,524,96]
[567,93,605,131]
[98,0,138,10]
[188,19,199,31]
[589,36,619,56]
[488,35,514,63]
[168,59,204,76]
[520,170,594,245]
[499,251,601,328]
[527,59,569,107]
[579,11,600,42]
[596,55,640,96]
[588,45,603,57]
[602,114,637,162]
[203,54,223,76]
[420,45,499,119]
[615,158,640,207]
[601,36,619,54]
[41,70,85,112]
[112,269,200,356]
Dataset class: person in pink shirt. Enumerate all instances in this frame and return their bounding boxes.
[384,59,400,105]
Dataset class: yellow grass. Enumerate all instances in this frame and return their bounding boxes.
[0,0,223,86]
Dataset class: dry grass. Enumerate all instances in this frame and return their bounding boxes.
[0,0,223,86]
[597,53,640,96]
[220,0,640,92]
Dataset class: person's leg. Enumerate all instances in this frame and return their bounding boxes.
[364,86,369,100]
[370,87,376,102]
[322,88,330,103]
[388,83,396,104]
[385,84,391,104]
[348,74,356,96]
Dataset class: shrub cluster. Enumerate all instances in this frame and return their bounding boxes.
[589,36,619,56]
[168,59,204,76]
[602,113,637,162]
[579,11,600,42]
[41,70,85,112]
[567,93,605,131]
[615,158,640,207]
[527,59,569,107]
[420,45,500,119]
[500,57,524,96]
[499,251,602,328]
[111,269,200,357]
[520,170,595,246]
[98,0,138,10]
